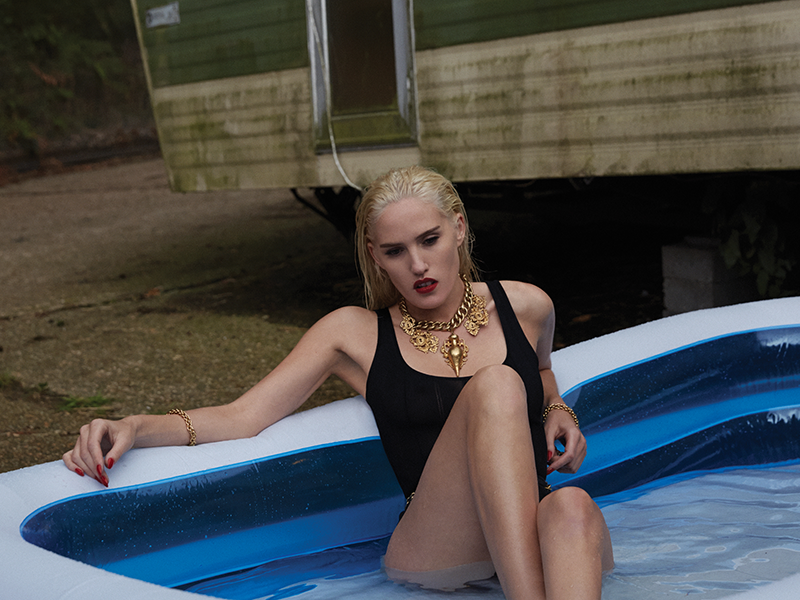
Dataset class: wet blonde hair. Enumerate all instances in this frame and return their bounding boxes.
[355,166,479,310]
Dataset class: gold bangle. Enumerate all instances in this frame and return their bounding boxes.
[542,403,579,428]
[168,408,196,446]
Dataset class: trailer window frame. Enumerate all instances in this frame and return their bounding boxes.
[306,0,418,152]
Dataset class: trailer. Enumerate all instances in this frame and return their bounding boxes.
[130,0,800,193]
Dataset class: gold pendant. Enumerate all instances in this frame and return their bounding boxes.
[442,332,468,376]
[464,294,489,336]
[400,312,416,336]
[410,330,439,353]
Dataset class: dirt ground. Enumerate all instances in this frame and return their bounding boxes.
[0,157,674,474]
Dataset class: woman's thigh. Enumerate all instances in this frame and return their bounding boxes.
[384,364,534,573]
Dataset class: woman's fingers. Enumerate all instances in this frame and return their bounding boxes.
[544,411,586,474]
[63,419,134,486]
[81,420,110,485]
[64,433,98,483]
[61,448,85,477]
[556,427,586,473]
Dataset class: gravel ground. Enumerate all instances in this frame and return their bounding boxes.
[0,158,677,473]
[0,158,361,472]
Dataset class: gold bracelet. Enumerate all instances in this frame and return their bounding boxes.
[542,403,579,428]
[167,408,196,446]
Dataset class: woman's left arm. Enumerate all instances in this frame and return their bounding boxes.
[508,281,587,474]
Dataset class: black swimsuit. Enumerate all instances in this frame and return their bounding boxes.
[365,280,550,500]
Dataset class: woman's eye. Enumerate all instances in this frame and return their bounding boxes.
[385,247,402,257]
[423,235,439,246]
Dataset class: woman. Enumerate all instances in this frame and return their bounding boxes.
[63,166,613,599]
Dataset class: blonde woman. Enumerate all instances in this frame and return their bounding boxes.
[65,166,613,599]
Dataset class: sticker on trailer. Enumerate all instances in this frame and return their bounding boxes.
[146,2,180,28]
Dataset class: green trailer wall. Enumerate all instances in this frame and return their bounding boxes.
[137,0,308,88]
[413,0,775,49]
[132,0,800,191]
[137,0,776,87]
[415,0,800,181]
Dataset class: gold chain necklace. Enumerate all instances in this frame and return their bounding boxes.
[399,275,489,376]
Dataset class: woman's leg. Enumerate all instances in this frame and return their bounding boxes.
[384,364,612,599]
[385,365,544,597]
[538,487,614,599]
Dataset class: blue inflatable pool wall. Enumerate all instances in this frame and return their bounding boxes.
[21,439,405,587]
[549,325,800,497]
[19,325,800,592]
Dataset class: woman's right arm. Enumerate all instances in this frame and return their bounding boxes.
[63,306,377,486]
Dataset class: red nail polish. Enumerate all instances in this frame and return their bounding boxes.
[96,465,103,477]
[547,450,553,462]
[547,466,554,475]
[102,476,109,487]
[75,468,85,477]
[107,458,114,469]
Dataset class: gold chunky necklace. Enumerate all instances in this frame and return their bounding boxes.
[399,275,489,376]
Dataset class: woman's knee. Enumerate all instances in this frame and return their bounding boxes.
[459,364,527,419]
[539,487,605,538]
[539,487,614,570]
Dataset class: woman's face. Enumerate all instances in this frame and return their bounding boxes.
[367,196,465,315]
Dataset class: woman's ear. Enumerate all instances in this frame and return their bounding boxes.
[454,213,466,246]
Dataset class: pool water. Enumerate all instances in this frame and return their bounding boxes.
[601,462,800,599]
[181,462,800,600]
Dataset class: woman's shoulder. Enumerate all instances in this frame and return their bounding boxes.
[493,280,556,356]
[315,305,377,330]
[495,280,553,308]
[301,306,379,362]
[494,280,554,323]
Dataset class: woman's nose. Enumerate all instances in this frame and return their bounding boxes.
[409,250,428,275]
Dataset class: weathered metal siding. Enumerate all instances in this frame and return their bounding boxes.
[413,0,772,49]
[133,0,800,191]
[416,1,800,180]
[150,68,317,191]
[136,0,308,88]
[149,67,423,191]
[133,0,421,191]
[130,0,319,191]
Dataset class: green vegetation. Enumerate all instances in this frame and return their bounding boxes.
[0,372,18,388]
[1,371,112,413]
[704,174,800,297]
[59,393,114,411]
[0,0,151,155]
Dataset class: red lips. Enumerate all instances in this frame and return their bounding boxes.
[414,278,437,294]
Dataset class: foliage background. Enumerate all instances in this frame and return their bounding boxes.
[0,0,153,156]
[703,174,800,298]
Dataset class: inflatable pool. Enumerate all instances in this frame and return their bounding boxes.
[2,297,799,599]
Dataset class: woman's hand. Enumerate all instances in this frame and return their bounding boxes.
[62,418,136,486]
[544,408,586,475]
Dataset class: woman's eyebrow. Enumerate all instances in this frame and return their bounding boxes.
[378,226,441,248]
